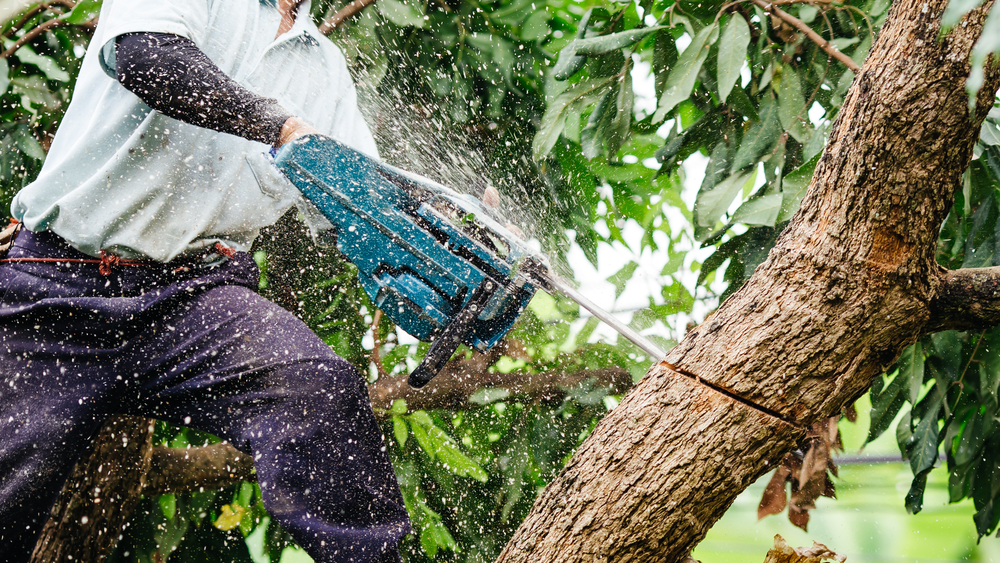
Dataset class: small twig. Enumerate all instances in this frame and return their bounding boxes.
[318,0,378,35]
[0,17,65,59]
[5,0,75,36]
[951,330,987,413]
[752,0,861,72]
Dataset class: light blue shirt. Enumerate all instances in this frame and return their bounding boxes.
[11,0,378,262]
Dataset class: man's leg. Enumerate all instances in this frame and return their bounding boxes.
[121,284,410,563]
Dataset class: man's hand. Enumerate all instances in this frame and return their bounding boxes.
[278,116,321,147]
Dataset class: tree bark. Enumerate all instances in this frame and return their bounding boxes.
[498,0,1000,561]
[30,415,154,563]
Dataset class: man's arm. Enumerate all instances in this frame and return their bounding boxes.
[115,32,316,146]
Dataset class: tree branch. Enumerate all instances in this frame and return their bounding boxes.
[318,0,377,35]
[142,358,632,495]
[925,267,1000,333]
[0,17,64,59]
[751,0,861,72]
[144,443,256,495]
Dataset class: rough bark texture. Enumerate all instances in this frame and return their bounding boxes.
[501,365,803,562]
[31,415,154,563]
[368,356,631,412]
[926,266,1000,332]
[498,0,1000,561]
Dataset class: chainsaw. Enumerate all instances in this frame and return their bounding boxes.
[273,134,664,388]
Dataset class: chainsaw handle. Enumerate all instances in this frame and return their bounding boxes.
[408,280,495,388]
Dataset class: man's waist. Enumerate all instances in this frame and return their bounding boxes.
[3,227,242,276]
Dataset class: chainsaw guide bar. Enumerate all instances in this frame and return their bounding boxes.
[274,135,664,388]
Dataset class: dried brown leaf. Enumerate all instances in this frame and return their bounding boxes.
[763,535,846,563]
[822,474,836,499]
[844,403,857,423]
[758,464,791,520]
[788,504,810,531]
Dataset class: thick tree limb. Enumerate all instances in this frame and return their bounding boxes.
[144,443,256,496]
[752,0,861,72]
[368,347,632,412]
[140,362,630,495]
[926,267,1000,333]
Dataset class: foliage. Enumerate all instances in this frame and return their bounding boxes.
[3,0,1000,559]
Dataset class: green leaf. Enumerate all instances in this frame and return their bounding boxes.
[732,97,781,171]
[378,0,426,27]
[652,30,679,100]
[955,407,989,465]
[905,469,931,514]
[727,83,758,120]
[10,44,70,82]
[660,282,695,313]
[521,10,551,41]
[963,191,1000,267]
[410,418,436,460]
[695,170,752,228]
[11,76,59,112]
[236,481,254,508]
[777,153,819,223]
[390,398,408,415]
[533,77,615,160]
[573,26,664,56]
[581,89,611,159]
[867,371,909,444]
[552,45,587,80]
[433,438,489,482]
[732,193,782,226]
[13,127,45,161]
[59,0,101,24]
[828,37,860,51]
[392,415,409,448]
[899,343,926,405]
[717,15,750,103]
[159,493,177,520]
[608,261,638,299]
[777,64,810,143]
[652,23,718,123]
[906,394,944,475]
[0,59,9,97]
[982,118,1000,146]
[950,458,978,503]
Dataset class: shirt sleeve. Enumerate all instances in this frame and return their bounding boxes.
[96,0,211,77]
[115,32,292,145]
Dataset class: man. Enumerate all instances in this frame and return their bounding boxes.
[0,0,411,561]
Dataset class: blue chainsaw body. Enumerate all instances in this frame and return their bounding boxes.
[273,135,541,387]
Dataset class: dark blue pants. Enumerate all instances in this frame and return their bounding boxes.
[0,230,410,562]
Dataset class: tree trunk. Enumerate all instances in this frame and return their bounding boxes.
[498,1,1000,561]
[31,415,154,563]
